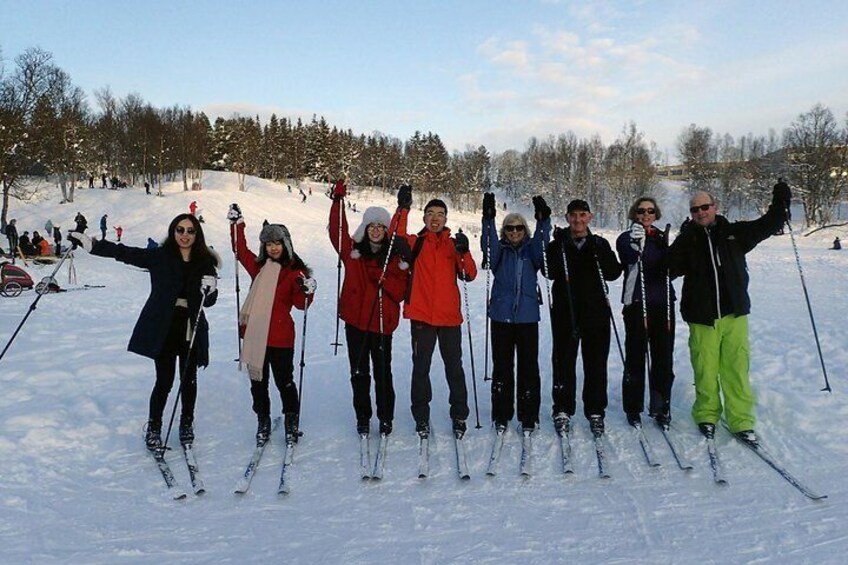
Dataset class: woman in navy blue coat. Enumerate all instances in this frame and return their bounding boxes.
[69,214,219,449]
[615,197,676,429]
[481,193,550,432]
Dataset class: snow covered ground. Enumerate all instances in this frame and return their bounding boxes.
[1,172,846,564]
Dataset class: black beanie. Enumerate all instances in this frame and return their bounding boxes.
[424,198,448,214]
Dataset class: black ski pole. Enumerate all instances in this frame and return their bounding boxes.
[331,198,344,354]
[161,286,210,452]
[233,223,243,366]
[593,249,626,368]
[637,243,652,377]
[559,237,580,339]
[0,245,75,362]
[296,286,312,430]
[460,259,482,430]
[785,207,831,392]
[483,230,492,382]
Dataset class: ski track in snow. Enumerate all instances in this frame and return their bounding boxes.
[1,172,847,563]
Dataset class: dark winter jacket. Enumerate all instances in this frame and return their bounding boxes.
[545,228,622,331]
[393,208,477,327]
[616,225,676,309]
[668,204,785,326]
[481,216,550,323]
[74,214,88,233]
[91,239,219,365]
[6,223,18,248]
[329,198,408,335]
[230,222,313,348]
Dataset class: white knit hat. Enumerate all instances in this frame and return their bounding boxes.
[352,207,391,243]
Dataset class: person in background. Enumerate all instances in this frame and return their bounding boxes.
[615,197,676,429]
[832,237,841,250]
[5,219,19,264]
[53,225,62,256]
[100,214,108,240]
[115,226,124,242]
[668,181,791,443]
[67,214,219,450]
[228,204,316,445]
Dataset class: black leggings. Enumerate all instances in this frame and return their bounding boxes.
[149,308,197,423]
[250,347,299,417]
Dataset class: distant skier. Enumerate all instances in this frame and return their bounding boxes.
[190,201,198,216]
[115,225,123,242]
[101,173,107,188]
[100,214,108,240]
[88,174,94,188]
[74,212,88,233]
[832,237,841,250]
[68,214,219,450]
[144,181,151,195]
[53,225,62,256]
[6,219,19,263]
[668,181,791,443]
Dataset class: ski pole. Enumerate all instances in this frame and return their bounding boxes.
[0,245,74,362]
[460,259,482,430]
[161,286,210,452]
[296,285,312,429]
[483,223,492,382]
[233,225,242,366]
[637,242,652,377]
[593,249,626,368]
[331,197,344,354]
[785,209,831,392]
[559,238,579,339]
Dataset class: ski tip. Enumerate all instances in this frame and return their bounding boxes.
[173,491,188,500]
[418,473,428,479]
[194,488,206,496]
[460,474,471,481]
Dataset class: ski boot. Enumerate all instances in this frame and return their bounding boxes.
[179,416,194,445]
[144,419,162,451]
[452,418,467,440]
[356,418,370,437]
[256,414,272,445]
[379,420,393,436]
[734,429,758,446]
[626,413,642,428]
[415,420,430,439]
[553,412,570,434]
[698,422,716,439]
[284,412,300,444]
[588,414,605,437]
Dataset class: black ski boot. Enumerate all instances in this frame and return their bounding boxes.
[379,420,392,436]
[734,429,758,446]
[626,413,642,428]
[415,420,430,439]
[145,419,162,451]
[698,422,716,439]
[654,411,671,431]
[553,412,570,434]
[452,418,467,439]
[179,416,194,445]
[284,412,300,444]
[256,414,272,445]
[356,418,370,436]
[494,420,508,434]
[588,414,605,437]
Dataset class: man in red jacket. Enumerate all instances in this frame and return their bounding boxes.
[392,186,477,438]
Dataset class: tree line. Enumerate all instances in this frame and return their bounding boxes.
[2,46,846,231]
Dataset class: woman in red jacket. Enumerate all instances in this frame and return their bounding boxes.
[229,205,315,445]
[329,180,408,437]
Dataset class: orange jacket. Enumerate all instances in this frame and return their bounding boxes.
[393,208,477,326]
[329,198,408,334]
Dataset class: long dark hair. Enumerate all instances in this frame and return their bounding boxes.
[161,214,214,266]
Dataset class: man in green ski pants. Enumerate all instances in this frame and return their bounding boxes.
[668,180,791,442]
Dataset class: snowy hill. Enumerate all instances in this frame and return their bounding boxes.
[1,172,846,563]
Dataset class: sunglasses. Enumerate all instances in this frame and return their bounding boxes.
[504,224,526,232]
[636,207,656,215]
[175,226,196,235]
[689,203,713,214]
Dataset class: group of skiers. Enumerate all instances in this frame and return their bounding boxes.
[60,178,792,466]
[2,218,64,260]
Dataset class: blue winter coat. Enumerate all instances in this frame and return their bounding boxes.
[91,239,218,366]
[481,217,550,323]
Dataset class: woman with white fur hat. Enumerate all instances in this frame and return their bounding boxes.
[228,205,316,445]
[329,180,409,438]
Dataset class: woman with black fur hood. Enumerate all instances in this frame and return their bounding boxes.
[228,205,316,445]
[68,213,219,451]
[329,180,408,438]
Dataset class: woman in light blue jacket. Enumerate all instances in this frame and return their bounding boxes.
[481,194,550,432]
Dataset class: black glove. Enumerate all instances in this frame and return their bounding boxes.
[482,192,496,219]
[553,226,567,244]
[227,203,243,222]
[397,184,413,210]
[679,218,696,238]
[773,179,791,219]
[391,235,412,262]
[454,229,469,254]
[532,196,551,221]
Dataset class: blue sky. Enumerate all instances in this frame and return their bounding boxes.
[2,0,847,160]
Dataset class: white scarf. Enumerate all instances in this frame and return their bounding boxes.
[239,261,281,381]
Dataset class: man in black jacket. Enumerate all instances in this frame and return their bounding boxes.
[545,199,622,436]
[669,181,791,442]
